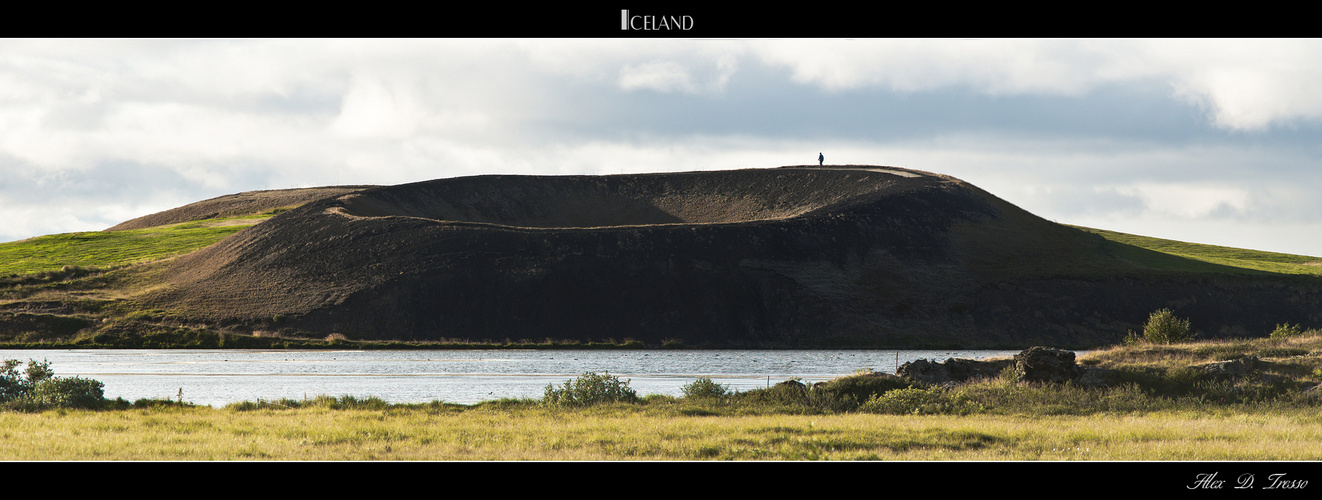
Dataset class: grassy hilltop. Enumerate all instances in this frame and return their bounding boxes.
[1,166,1320,349]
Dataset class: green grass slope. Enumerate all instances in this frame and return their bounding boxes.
[0,216,268,276]
[1077,226,1322,277]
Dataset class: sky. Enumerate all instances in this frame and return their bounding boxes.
[3,38,1322,256]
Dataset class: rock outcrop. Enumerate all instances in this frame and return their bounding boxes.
[898,346,1116,387]
[1014,346,1080,383]
[1196,356,1262,381]
[896,357,1014,385]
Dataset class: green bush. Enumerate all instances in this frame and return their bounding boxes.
[224,394,393,411]
[30,377,105,409]
[735,380,810,406]
[858,386,981,415]
[729,376,918,413]
[1140,308,1194,344]
[309,394,390,410]
[544,372,639,406]
[680,377,729,399]
[1270,323,1306,339]
[1,358,107,411]
[130,397,195,409]
[1,359,51,402]
[811,373,913,410]
[226,399,298,411]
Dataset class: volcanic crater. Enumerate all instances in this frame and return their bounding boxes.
[327,166,929,229]
[137,165,1322,348]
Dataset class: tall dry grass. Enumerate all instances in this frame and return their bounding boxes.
[3,402,1322,460]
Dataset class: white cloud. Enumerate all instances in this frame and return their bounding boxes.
[618,60,701,93]
[617,52,738,94]
[1117,183,1253,219]
[331,76,427,139]
[747,39,1322,131]
[4,38,1322,257]
[1125,39,1322,131]
[749,39,1111,94]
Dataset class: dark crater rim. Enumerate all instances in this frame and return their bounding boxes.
[325,166,935,230]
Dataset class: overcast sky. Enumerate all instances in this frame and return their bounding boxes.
[3,38,1322,256]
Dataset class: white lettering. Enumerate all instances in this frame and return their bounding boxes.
[1235,473,1254,489]
[1189,472,1224,490]
[623,13,695,30]
[1265,474,1308,490]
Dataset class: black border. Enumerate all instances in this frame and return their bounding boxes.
[26,4,1322,38]
[20,460,1322,494]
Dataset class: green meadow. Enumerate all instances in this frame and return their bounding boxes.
[1076,226,1322,276]
[0,216,267,277]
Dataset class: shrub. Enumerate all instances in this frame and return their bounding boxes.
[130,397,194,409]
[1141,308,1194,344]
[29,377,105,409]
[680,377,729,399]
[224,394,393,411]
[858,386,981,415]
[544,372,639,406]
[226,399,299,411]
[0,358,107,411]
[1270,323,1306,339]
[0,359,54,402]
[312,395,390,410]
[813,373,913,404]
[1121,330,1144,346]
[730,376,920,413]
[735,379,810,406]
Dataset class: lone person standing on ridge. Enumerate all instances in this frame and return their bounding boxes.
[818,152,824,167]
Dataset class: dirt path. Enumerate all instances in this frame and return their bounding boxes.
[786,165,928,178]
[107,186,376,231]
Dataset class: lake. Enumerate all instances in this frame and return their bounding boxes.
[0,349,1023,406]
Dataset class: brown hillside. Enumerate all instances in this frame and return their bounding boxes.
[139,166,1322,348]
[106,186,377,230]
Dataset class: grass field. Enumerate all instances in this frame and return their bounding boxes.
[0,216,267,276]
[3,403,1320,460]
[1076,226,1322,276]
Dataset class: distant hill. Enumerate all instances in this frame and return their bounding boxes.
[135,166,1322,348]
[4,166,1321,348]
[106,186,377,231]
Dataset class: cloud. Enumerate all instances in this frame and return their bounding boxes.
[618,61,700,93]
[617,54,738,94]
[3,39,1322,257]
[747,39,1322,131]
[331,76,428,139]
[1117,183,1253,219]
[749,39,1119,94]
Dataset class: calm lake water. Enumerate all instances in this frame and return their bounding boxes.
[0,349,1022,406]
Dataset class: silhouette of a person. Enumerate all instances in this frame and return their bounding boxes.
[818,153,824,167]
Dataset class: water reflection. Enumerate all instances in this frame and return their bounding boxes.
[0,349,1022,406]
